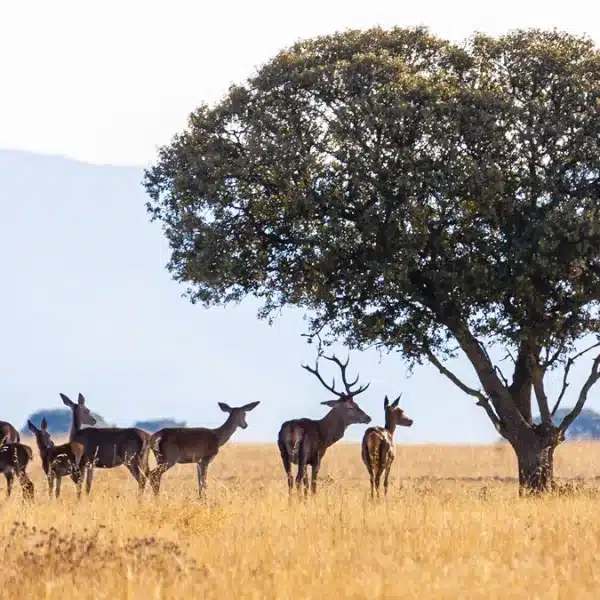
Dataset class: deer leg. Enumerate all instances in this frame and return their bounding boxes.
[55,476,62,499]
[374,467,383,498]
[196,461,205,500]
[278,441,294,495]
[310,460,320,495]
[5,472,14,497]
[383,464,392,497]
[302,467,309,498]
[18,472,34,501]
[125,460,147,497]
[149,461,174,496]
[85,464,95,495]
[70,464,83,500]
[47,472,55,498]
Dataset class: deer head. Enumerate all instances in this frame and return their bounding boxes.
[218,401,260,429]
[384,394,413,427]
[60,393,97,427]
[27,417,55,449]
[321,397,371,425]
[302,352,371,424]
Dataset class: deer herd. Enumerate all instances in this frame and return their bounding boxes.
[0,353,413,502]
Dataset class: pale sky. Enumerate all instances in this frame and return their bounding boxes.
[1,0,599,166]
[1,1,600,446]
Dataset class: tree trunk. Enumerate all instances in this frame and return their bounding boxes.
[511,430,560,495]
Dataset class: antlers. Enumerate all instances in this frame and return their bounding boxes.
[302,353,371,399]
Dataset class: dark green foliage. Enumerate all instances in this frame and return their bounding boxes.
[22,409,109,435]
[144,26,600,488]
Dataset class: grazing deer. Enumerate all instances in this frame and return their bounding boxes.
[278,354,372,498]
[148,401,260,499]
[27,418,85,499]
[361,394,413,498]
[0,443,34,500]
[60,393,152,496]
[1,420,20,445]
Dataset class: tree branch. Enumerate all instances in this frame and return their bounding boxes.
[424,346,502,432]
[552,341,600,417]
[494,365,509,387]
[528,355,552,425]
[559,353,600,432]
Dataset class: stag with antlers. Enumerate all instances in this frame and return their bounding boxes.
[362,394,413,498]
[278,353,371,498]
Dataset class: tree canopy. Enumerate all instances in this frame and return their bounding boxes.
[144,26,600,491]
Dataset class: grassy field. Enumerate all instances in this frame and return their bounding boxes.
[2,439,600,599]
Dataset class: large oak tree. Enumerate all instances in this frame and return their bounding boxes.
[144,26,600,493]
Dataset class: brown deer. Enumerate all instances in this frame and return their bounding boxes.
[1,420,20,445]
[361,394,413,498]
[278,353,372,498]
[148,401,260,499]
[28,418,85,499]
[0,442,34,500]
[60,393,152,496]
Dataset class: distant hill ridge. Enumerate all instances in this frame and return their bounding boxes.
[21,409,186,435]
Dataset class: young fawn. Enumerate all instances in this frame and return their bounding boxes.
[361,395,413,498]
[28,418,85,499]
[0,442,34,501]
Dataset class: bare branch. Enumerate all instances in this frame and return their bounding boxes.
[501,350,516,364]
[551,342,600,417]
[494,365,509,387]
[424,347,502,432]
[559,353,600,432]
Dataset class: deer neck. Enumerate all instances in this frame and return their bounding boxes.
[318,409,352,448]
[384,415,397,438]
[213,414,240,447]
[69,409,82,442]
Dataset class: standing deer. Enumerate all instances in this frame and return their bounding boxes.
[60,393,151,496]
[148,401,260,499]
[0,442,34,500]
[1,420,20,445]
[27,418,85,499]
[361,394,413,498]
[278,354,372,498]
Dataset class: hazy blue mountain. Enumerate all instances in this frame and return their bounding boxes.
[22,408,110,434]
[535,408,600,440]
[134,419,186,431]
[2,149,599,445]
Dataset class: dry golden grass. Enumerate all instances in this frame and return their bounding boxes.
[2,439,600,599]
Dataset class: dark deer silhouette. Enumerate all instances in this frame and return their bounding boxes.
[361,394,413,498]
[0,420,20,445]
[149,401,260,499]
[60,393,151,496]
[0,443,34,500]
[28,418,85,499]
[278,353,371,497]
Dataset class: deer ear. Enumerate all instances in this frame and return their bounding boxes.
[241,401,260,412]
[78,393,86,406]
[218,402,232,413]
[384,395,390,409]
[391,395,401,408]
[321,400,340,408]
[60,393,75,408]
[40,417,48,431]
[27,420,38,434]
